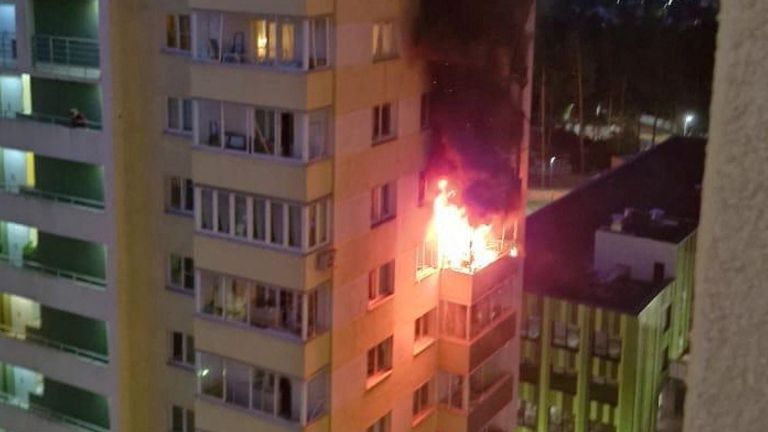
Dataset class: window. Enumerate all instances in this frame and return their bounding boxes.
[552,321,580,350]
[171,331,195,367]
[372,103,396,143]
[414,309,436,353]
[438,371,464,409]
[171,405,194,432]
[366,337,393,380]
[372,21,397,60]
[420,93,430,130]
[168,177,194,214]
[169,254,194,292]
[197,186,331,251]
[166,14,191,52]
[367,412,391,432]
[197,269,329,339]
[518,400,537,428]
[371,182,397,225]
[368,261,395,305]
[416,239,437,278]
[441,301,468,339]
[166,97,193,134]
[412,380,433,420]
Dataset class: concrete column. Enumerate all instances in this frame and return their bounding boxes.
[683,1,768,431]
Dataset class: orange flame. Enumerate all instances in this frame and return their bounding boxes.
[432,179,502,273]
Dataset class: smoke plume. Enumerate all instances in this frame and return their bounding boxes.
[412,0,534,222]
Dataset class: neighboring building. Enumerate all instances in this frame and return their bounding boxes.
[518,209,696,432]
[0,1,533,432]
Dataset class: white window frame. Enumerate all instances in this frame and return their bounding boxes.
[170,331,195,367]
[372,102,396,143]
[371,181,397,225]
[167,176,194,214]
[368,261,395,306]
[166,97,193,135]
[166,14,191,52]
[372,21,398,61]
[416,239,437,279]
[366,336,393,383]
[170,404,194,432]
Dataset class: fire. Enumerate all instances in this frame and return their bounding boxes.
[432,179,503,273]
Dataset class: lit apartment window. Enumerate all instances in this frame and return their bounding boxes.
[196,100,330,161]
[166,14,191,52]
[167,176,194,214]
[167,97,193,134]
[198,269,328,340]
[169,254,194,292]
[171,405,194,432]
[198,352,328,423]
[414,309,436,354]
[367,412,391,432]
[416,239,437,279]
[194,12,329,70]
[170,331,195,367]
[368,261,395,305]
[412,379,434,420]
[420,93,430,130]
[372,103,396,143]
[371,182,397,225]
[372,21,397,60]
[196,186,331,252]
[366,337,393,382]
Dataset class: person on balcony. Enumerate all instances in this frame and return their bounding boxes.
[69,108,87,128]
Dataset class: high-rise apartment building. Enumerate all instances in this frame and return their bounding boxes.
[0,0,533,431]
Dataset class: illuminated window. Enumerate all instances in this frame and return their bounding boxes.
[367,412,391,432]
[368,261,395,305]
[414,309,436,354]
[371,182,397,225]
[167,176,194,214]
[170,405,194,432]
[366,337,393,380]
[170,331,195,367]
[438,371,464,409]
[166,14,191,52]
[372,21,397,60]
[412,379,434,419]
[372,103,396,143]
[169,254,194,292]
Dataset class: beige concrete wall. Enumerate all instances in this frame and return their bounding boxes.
[684,1,768,431]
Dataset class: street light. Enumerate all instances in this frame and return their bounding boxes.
[683,114,695,136]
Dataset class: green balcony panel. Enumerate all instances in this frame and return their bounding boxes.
[33,232,105,280]
[29,306,108,358]
[34,155,104,203]
[30,378,109,430]
[33,0,98,39]
[30,77,102,124]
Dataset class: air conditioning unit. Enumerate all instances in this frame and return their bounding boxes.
[316,248,336,271]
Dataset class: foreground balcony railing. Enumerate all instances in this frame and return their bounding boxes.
[0,322,108,364]
[4,110,103,130]
[0,183,104,210]
[0,252,106,288]
[0,31,17,67]
[0,390,109,432]
[32,34,100,79]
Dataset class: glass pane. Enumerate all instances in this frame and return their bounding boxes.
[280,112,296,158]
[281,22,296,63]
[172,332,183,362]
[185,335,195,364]
[166,16,178,48]
[217,191,230,233]
[179,15,191,51]
[167,98,180,130]
[254,109,275,155]
[288,205,302,248]
[201,189,213,230]
[170,177,182,209]
[253,198,266,241]
[271,203,284,245]
[225,278,248,323]
[170,255,182,286]
[183,257,195,290]
[182,99,193,131]
[171,405,183,431]
[184,179,195,212]
[225,359,251,408]
[250,284,277,328]
[199,352,224,398]
[234,195,248,238]
[252,370,276,414]
[200,271,223,317]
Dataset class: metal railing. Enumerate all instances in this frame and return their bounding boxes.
[12,111,103,130]
[0,182,104,210]
[0,322,108,364]
[0,390,110,432]
[32,34,99,68]
[0,252,106,289]
[0,31,17,67]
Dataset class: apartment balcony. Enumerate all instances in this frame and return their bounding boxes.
[0,361,110,432]
[0,31,17,69]
[31,35,100,80]
[439,256,519,305]
[190,0,333,16]
[192,148,332,203]
[549,368,578,395]
[196,396,329,432]
[439,311,517,373]
[194,315,329,378]
[520,361,540,384]
[0,114,103,163]
[437,374,515,432]
[589,381,618,405]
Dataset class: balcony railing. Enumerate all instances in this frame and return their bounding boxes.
[0,322,108,364]
[0,251,106,289]
[0,183,104,210]
[1,110,102,130]
[32,34,100,79]
[0,31,17,67]
[0,390,109,432]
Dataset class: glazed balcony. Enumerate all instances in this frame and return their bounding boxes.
[189,0,333,17]
[439,255,519,305]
